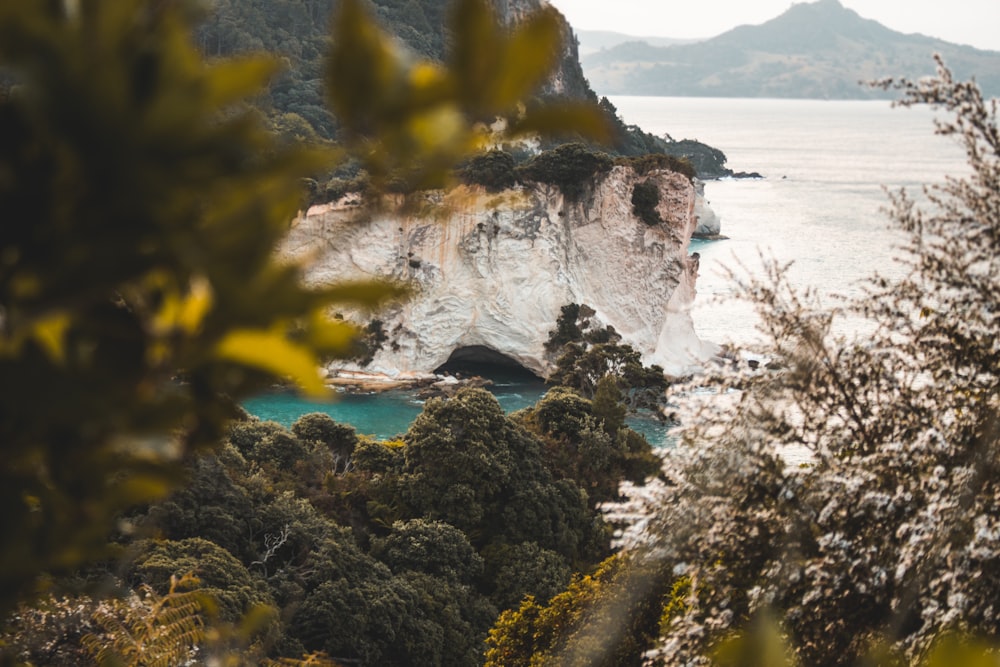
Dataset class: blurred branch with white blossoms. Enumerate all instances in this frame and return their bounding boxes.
[637,57,1000,666]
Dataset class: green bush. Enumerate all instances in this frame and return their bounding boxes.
[458,149,517,192]
[631,181,662,226]
[352,437,406,474]
[516,143,614,201]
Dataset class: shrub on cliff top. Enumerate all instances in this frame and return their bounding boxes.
[516,143,614,201]
[458,149,518,192]
[631,181,662,226]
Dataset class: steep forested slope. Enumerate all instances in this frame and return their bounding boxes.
[194,0,731,174]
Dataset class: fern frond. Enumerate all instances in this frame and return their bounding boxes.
[82,574,207,667]
[264,651,343,666]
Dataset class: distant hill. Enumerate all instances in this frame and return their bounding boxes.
[580,0,1000,98]
[575,29,699,56]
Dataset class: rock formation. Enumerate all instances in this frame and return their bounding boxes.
[281,166,720,382]
[692,180,722,237]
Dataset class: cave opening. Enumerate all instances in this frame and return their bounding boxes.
[433,345,542,382]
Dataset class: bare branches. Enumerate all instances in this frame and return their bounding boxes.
[251,524,292,578]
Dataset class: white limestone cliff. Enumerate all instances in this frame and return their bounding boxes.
[281,165,719,381]
[693,180,722,236]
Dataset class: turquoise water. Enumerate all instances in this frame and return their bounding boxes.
[243,377,674,446]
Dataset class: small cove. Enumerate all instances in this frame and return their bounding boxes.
[248,98,968,450]
[243,369,674,447]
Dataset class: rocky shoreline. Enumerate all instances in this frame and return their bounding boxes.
[323,369,495,398]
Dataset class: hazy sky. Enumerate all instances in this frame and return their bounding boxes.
[546,0,1000,52]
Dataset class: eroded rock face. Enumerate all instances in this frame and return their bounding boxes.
[282,166,719,380]
[693,181,722,237]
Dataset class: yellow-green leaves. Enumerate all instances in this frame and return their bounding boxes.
[203,56,282,109]
[326,0,610,192]
[923,634,999,667]
[447,0,560,113]
[713,615,799,667]
[0,312,71,362]
[216,328,328,397]
[151,275,214,336]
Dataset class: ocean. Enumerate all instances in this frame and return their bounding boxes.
[610,96,969,346]
[245,97,970,443]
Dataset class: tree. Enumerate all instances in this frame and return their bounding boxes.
[292,412,359,474]
[0,0,387,611]
[591,374,627,436]
[125,538,274,625]
[371,519,484,585]
[521,385,658,505]
[485,555,663,667]
[549,342,667,411]
[139,451,257,562]
[516,142,615,201]
[544,303,585,354]
[458,148,518,192]
[486,541,574,612]
[0,0,608,613]
[401,389,521,534]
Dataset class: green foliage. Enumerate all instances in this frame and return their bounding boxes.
[544,303,584,353]
[544,302,622,356]
[458,149,518,192]
[631,180,663,226]
[516,142,615,201]
[550,342,668,411]
[403,389,534,536]
[252,428,314,470]
[619,152,697,181]
[485,555,665,666]
[228,420,288,458]
[371,519,484,585]
[141,452,256,561]
[287,565,496,667]
[325,0,609,193]
[400,388,603,564]
[591,375,627,435]
[291,412,358,473]
[487,541,575,612]
[521,386,654,504]
[315,172,371,205]
[352,436,406,474]
[533,386,593,437]
[126,538,274,625]
[662,138,732,179]
[0,0,404,609]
